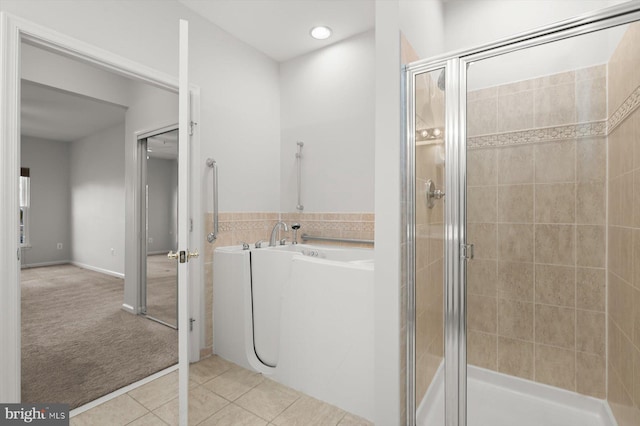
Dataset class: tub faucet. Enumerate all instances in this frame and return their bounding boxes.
[269,221,288,246]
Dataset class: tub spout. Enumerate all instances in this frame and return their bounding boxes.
[269,221,288,246]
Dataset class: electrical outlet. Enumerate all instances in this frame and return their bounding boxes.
[111,248,115,256]
[56,243,63,250]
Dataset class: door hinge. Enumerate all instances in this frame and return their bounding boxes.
[189,318,195,331]
[461,243,474,260]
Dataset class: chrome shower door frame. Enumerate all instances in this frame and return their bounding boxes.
[404,3,640,426]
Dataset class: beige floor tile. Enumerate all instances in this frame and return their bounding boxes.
[272,396,345,426]
[127,412,169,426]
[190,356,234,385]
[128,371,180,411]
[153,386,228,426]
[202,366,265,401]
[198,403,268,426]
[337,413,374,426]
[72,394,148,426]
[235,379,300,421]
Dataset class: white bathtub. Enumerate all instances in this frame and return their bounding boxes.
[213,244,374,421]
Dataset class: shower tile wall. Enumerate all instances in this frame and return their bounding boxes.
[606,22,640,426]
[203,212,374,355]
[467,64,608,397]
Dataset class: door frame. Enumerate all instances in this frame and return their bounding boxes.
[0,11,202,402]
[403,2,640,426]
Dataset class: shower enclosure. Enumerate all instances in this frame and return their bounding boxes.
[405,3,640,426]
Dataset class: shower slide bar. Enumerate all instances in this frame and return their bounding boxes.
[206,158,218,243]
[296,141,304,211]
[301,233,374,245]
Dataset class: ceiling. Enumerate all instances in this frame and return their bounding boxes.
[21,81,127,142]
[178,0,375,62]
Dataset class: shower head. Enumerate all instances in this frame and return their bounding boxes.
[437,70,445,91]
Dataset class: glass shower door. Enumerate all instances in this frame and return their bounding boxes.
[407,66,447,426]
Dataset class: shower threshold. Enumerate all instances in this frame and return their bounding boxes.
[418,364,617,426]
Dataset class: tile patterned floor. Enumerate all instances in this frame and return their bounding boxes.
[70,356,373,426]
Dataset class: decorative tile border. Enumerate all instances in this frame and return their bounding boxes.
[468,121,607,149]
[608,85,640,133]
[468,84,640,149]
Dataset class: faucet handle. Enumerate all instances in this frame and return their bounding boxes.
[291,223,301,230]
[279,238,288,246]
[239,241,250,250]
[255,240,265,249]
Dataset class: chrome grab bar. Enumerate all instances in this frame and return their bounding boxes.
[296,141,304,211]
[301,233,373,245]
[206,158,218,243]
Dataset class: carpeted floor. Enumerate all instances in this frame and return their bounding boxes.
[21,264,178,409]
[145,254,177,327]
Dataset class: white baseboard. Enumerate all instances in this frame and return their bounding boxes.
[70,261,124,279]
[21,260,70,269]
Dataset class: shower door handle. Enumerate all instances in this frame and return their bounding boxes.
[426,179,445,209]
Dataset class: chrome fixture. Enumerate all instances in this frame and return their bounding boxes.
[291,223,301,244]
[425,179,445,209]
[255,240,266,248]
[239,241,250,250]
[269,222,288,247]
[416,127,444,142]
[296,141,304,211]
[206,158,219,243]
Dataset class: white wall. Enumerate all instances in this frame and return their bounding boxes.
[21,43,130,107]
[70,123,126,276]
[2,0,282,215]
[147,157,178,253]
[20,136,71,266]
[279,31,375,212]
[399,0,445,60]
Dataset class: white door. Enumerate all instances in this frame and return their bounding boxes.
[177,19,193,426]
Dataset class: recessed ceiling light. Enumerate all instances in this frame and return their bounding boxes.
[310,26,332,40]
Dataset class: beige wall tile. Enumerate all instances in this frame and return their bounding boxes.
[468,331,497,370]
[497,337,533,380]
[498,298,533,341]
[621,172,635,227]
[576,225,605,268]
[498,224,534,263]
[498,145,534,184]
[468,149,498,186]
[468,87,497,102]
[468,295,497,333]
[535,224,575,266]
[535,183,575,224]
[576,268,606,311]
[533,71,575,88]
[576,310,606,356]
[576,181,606,225]
[468,185,497,223]
[498,79,535,95]
[576,352,606,398]
[634,170,640,229]
[576,77,607,122]
[497,91,534,132]
[468,223,497,260]
[535,264,575,307]
[468,259,498,297]
[576,137,606,183]
[535,344,576,391]
[534,83,576,127]
[498,184,534,223]
[535,304,575,349]
[635,230,640,290]
[498,261,534,302]
[575,65,606,81]
[535,140,575,184]
[468,97,497,137]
